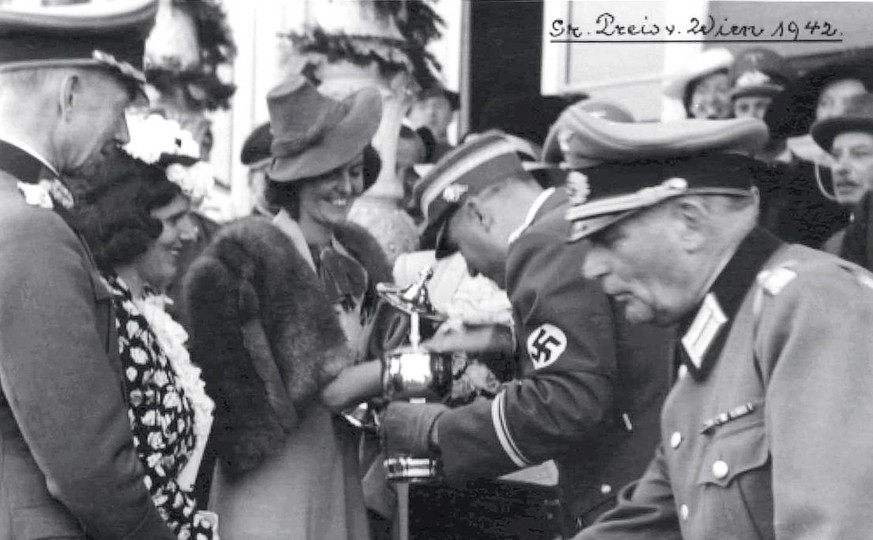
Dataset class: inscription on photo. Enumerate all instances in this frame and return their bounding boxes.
[550,12,843,42]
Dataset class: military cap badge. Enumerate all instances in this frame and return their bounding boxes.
[442,183,469,203]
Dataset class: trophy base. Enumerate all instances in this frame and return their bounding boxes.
[384,456,443,483]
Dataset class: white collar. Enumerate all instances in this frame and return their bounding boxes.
[272,209,317,272]
[0,135,60,178]
[508,188,555,245]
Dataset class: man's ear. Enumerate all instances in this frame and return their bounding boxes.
[58,73,81,122]
[671,197,709,253]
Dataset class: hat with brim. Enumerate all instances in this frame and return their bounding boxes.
[811,93,873,151]
[766,58,873,139]
[241,122,272,169]
[0,0,158,103]
[563,115,769,242]
[267,76,382,183]
[662,48,734,99]
[727,48,795,101]
[416,131,527,257]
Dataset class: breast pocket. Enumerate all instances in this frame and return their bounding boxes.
[696,413,774,540]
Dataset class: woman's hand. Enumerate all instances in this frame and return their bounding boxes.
[320,359,383,412]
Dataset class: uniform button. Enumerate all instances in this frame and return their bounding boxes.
[680,504,689,521]
[712,460,730,479]
[677,365,688,380]
[670,431,683,449]
[600,483,612,495]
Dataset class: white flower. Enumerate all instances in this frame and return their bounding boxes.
[16,182,53,209]
[124,113,199,165]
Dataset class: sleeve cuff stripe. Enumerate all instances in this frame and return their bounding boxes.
[490,391,531,468]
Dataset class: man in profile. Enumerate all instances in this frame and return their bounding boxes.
[0,1,175,537]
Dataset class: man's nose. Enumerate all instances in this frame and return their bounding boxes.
[115,115,130,146]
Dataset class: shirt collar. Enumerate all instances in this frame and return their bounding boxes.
[508,187,555,245]
[0,135,60,178]
[677,227,783,381]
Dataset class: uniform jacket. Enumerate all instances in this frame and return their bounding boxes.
[576,227,873,540]
[0,141,174,539]
[437,189,674,524]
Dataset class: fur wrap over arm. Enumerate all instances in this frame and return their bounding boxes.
[183,217,355,476]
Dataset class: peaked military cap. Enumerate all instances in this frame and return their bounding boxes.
[416,130,527,257]
[0,0,157,97]
[563,115,769,242]
[728,48,796,100]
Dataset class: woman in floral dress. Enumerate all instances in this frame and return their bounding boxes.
[75,151,216,539]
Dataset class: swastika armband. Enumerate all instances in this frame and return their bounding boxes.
[526,324,568,369]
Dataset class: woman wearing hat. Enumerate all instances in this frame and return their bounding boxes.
[662,48,734,120]
[186,77,391,540]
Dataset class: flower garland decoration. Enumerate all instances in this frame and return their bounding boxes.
[124,113,216,207]
[280,0,444,89]
[145,0,236,111]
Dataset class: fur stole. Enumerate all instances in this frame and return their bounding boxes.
[182,216,354,476]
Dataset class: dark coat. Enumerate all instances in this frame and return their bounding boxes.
[436,190,674,527]
[0,142,174,539]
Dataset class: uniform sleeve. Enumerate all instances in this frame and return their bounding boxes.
[0,211,174,540]
[437,231,616,479]
[756,261,873,539]
[573,445,682,540]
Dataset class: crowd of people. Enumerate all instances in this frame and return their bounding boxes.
[5,1,873,539]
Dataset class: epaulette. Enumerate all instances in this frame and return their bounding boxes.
[756,264,797,296]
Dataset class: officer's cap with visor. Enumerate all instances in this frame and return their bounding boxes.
[0,0,158,105]
[563,115,770,242]
[416,131,528,258]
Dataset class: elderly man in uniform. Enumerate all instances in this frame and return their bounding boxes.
[380,132,673,531]
[0,1,177,538]
[563,114,873,539]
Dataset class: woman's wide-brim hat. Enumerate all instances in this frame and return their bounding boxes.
[267,76,382,183]
[811,93,873,151]
[765,57,873,139]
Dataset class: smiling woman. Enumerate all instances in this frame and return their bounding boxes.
[73,150,216,540]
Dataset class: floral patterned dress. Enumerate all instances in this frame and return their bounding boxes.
[106,275,215,540]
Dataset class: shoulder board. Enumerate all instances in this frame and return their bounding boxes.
[756,264,797,296]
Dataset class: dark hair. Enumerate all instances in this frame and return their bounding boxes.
[75,152,182,273]
[266,143,380,219]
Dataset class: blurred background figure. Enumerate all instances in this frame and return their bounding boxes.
[542,98,635,167]
[408,85,459,160]
[240,122,278,218]
[760,58,873,247]
[662,48,733,120]
[811,93,873,253]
